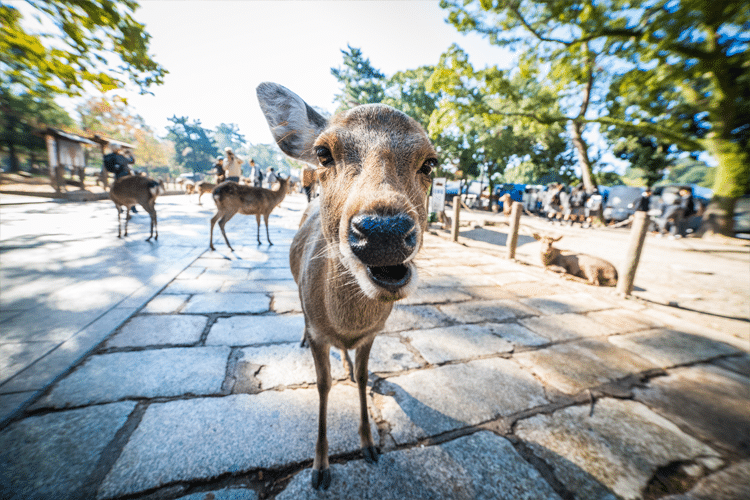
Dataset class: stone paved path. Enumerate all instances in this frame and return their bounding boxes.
[1,192,748,500]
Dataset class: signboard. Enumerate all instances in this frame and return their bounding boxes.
[430,177,447,214]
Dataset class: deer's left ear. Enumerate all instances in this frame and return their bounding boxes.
[256,82,328,165]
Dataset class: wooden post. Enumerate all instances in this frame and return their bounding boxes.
[451,195,461,242]
[617,210,649,296]
[507,201,522,259]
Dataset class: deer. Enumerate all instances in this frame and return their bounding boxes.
[109,175,163,241]
[194,180,216,205]
[533,233,618,286]
[209,176,289,250]
[256,82,435,490]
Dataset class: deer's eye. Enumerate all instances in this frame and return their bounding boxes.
[315,146,334,167]
[419,158,436,176]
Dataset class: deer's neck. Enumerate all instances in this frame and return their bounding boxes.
[542,247,561,266]
[323,258,393,345]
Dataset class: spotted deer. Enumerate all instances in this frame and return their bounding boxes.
[109,175,163,241]
[209,177,289,250]
[257,82,435,489]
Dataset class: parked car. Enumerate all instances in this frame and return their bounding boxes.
[493,183,525,203]
[602,186,644,223]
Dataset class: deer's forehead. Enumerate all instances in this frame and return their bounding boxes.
[317,105,434,160]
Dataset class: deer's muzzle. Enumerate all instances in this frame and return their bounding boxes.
[348,213,417,292]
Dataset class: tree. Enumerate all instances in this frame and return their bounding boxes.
[331,45,386,111]
[609,134,674,188]
[1,1,166,98]
[441,0,749,236]
[426,45,576,194]
[166,116,217,174]
[0,90,75,172]
[213,123,246,154]
[77,96,174,174]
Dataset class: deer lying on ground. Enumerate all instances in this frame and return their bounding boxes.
[533,233,618,286]
[110,175,163,241]
[195,180,216,205]
[257,82,435,490]
[209,176,289,250]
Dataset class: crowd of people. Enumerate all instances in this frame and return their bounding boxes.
[519,183,700,238]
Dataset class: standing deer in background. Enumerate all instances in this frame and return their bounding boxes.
[533,233,618,286]
[194,180,216,205]
[257,82,435,490]
[209,177,289,250]
[110,175,163,241]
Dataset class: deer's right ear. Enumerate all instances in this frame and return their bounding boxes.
[256,82,328,165]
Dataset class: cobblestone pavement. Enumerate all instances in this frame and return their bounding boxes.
[1,192,748,500]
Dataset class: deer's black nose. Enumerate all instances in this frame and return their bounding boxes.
[348,213,416,267]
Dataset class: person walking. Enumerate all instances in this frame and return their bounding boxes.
[266,167,278,188]
[250,159,263,187]
[223,147,242,183]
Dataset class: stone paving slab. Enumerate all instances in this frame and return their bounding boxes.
[237,344,348,388]
[368,334,423,373]
[608,329,742,368]
[32,347,230,409]
[182,293,271,314]
[176,488,258,500]
[633,364,750,456]
[276,431,561,500]
[206,314,304,346]
[376,358,548,444]
[0,401,136,500]
[220,280,298,293]
[98,387,377,499]
[520,292,616,315]
[519,312,622,342]
[105,314,208,348]
[585,309,664,334]
[383,304,453,333]
[270,291,302,313]
[515,338,656,395]
[661,460,750,500]
[163,279,225,294]
[438,298,540,323]
[515,398,721,500]
[141,294,190,313]
[400,285,473,305]
[402,324,514,364]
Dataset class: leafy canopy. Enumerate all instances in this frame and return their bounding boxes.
[1,0,166,97]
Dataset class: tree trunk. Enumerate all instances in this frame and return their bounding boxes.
[698,133,750,237]
[569,120,595,193]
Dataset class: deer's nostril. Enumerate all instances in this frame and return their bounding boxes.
[349,214,416,266]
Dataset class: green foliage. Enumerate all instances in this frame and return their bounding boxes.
[441,0,749,232]
[166,116,218,174]
[213,123,246,153]
[0,89,75,171]
[1,1,166,98]
[609,134,674,188]
[331,45,385,112]
[666,158,714,188]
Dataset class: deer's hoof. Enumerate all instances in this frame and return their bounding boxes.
[362,445,379,464]
[311,468,331,490]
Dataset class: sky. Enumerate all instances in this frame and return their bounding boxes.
[109,0,515,145]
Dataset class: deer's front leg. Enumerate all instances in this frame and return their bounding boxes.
[309,337,332,490]
[355,338,378,464]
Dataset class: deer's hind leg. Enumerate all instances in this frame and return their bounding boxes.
[144,201,158,241]
[355,337,378,464]
[217,209,238,251]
